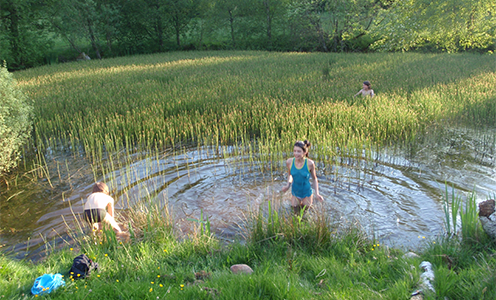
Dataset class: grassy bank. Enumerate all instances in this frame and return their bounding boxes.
[2,199,496,299]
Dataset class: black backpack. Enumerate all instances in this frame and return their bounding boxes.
[70,254,99,279]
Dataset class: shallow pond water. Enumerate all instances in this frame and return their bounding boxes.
[1,126,496,261]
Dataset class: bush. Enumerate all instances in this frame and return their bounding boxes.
[0,62,33,174]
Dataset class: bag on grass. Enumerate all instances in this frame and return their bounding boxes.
[31,273,65,295]
[70,254,99,279]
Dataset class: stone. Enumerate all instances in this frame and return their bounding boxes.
[479,200,495,217]
[479,200,496,239]
[403,252,420,259]
[230,264,253,274]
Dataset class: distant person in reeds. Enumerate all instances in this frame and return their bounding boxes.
[354,80,375,97]
[281,140,324,214]
[84,182,122,234]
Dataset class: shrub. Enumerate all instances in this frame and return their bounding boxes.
[0,62,33,174]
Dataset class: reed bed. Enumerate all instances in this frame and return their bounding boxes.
[14,51,496,172]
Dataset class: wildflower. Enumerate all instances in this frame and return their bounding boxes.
[85,286,87,288]
[70,248,73,251]
[71,278,74,282]
[157,275,160,278]
[180,284,184,288]
[116,279,119,282]
[97,275,100,277]
[105,254,108,257]
[89,289,92,292]
[159,284,163,287]
[100,242,102,245]
[70,272,74,275]
[422,236,425,239]
[149,288,153,292]
[157,267,160,269]
[77,274,81,277]
[151,282,154,284]
[76,287,78,290]
[163,249,167,253]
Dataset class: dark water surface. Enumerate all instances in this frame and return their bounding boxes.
[2,126,496,261]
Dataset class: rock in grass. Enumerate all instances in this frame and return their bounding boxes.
[403,252,420,259]
[479,199,496,239]
[230,264,253,274]
[479,199,495,217]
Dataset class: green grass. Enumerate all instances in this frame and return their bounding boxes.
[3,198,496,299]
[14,51,496,170]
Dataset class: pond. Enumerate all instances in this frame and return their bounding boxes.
[1,125,495,261]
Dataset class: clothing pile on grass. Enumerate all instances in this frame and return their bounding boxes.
[31,254,99,296]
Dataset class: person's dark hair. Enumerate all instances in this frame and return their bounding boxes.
[363,81,371,88]
[92,182,109,195]
[294,140,311,157]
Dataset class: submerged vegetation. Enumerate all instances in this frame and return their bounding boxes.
[2,51,496,298]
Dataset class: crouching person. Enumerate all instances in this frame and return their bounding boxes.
[84,182,122,234]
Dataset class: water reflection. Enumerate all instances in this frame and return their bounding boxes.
[1,126,496,261]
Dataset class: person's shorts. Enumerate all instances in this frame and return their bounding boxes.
[84,209,106,223]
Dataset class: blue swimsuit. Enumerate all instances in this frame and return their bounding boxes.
[291,158,313,199]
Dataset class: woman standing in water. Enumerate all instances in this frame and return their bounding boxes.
[281,140,324,213]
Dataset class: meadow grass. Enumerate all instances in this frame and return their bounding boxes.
[14,51,496,170]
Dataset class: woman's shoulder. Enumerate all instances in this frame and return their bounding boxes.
[91,192,114,201]
[306,158,315,167]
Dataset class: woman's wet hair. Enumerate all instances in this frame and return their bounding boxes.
[294,140,311,157]
[363,80,371,87]
[92,182,110,195]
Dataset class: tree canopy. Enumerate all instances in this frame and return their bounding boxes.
[0,0,494,68]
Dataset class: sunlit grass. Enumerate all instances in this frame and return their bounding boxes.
[14,51,496,171]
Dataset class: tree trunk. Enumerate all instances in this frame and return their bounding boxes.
[175,16,181,46]
[86,18,101,59]
[52,23,82,55]
[315,20,328,52]
[228,9,236,48]
[157,17,164,52]
[263,1,272,50]
[7,4,21,65]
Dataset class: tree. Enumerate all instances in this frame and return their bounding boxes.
[372,0,496,52]
[0,62,33,174]
[0,0,53,68]
[164,0,200,47]
[212,0,244,48]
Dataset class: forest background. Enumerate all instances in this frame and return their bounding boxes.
[1,0,496,70]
